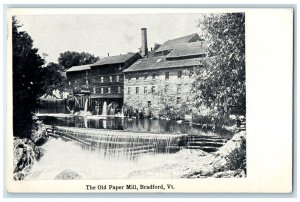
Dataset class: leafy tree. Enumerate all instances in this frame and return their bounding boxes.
[13,17,45,138]
[58,51,99,70]
[192,13,245,116]
[40,62,66,98]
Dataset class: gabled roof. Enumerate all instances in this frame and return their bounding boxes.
[155,33,201,53]
[166,41,208,59]
[91,53,139,67]
[66,64,91,72]
[123,56,206,73]
[124,33,208,73]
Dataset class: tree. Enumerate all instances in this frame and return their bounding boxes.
[40,62,66,98]
[192,13,245,116]
[58,51,99,70]
[153,43,161,51]
[13,17,45,138]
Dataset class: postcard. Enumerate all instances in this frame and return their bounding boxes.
[5,7,293,193]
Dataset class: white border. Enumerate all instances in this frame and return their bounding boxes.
[4,7,294,194]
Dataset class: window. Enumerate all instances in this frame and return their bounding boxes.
[177,84,182,93]
[136,76,139,81]
[101,77,104,83]
[144,86,147,93]
[177,97,181,104]
[128,87,131,95]
[152,73,156,80]
[86,80,89,85]
[118,86,121,93]
[165,72,169,80]
[148,101,151,108]
[109,76,113,82]
[136,87,139,94]
[151,86,155,93]
[116,75,119,82]
[165,85,169,93]
[178,71,182,78]
[144,75,148,80]
[93,87,96,94]
[101,88,104,94]
[108,87,111,94]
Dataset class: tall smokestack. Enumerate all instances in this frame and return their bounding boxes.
[141,28,148,57]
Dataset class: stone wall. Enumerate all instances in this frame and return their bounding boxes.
[124,67,196,117]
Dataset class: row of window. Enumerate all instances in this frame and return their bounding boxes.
[99,75,121,83]
[70,71,186,85]
[127,84,182,95]
[128,71,183,81]
[68,76,120,86]
[93,86,123,94]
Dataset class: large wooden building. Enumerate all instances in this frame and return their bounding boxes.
[66,53,141,114]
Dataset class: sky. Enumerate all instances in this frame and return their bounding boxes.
[16,13,204,64]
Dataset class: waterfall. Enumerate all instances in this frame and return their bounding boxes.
[121,107,124,117]
[84,99,89,113]
[84,117,88,128]
[102,101,107,116]
[107,102,116,115]
[54,126,184,160]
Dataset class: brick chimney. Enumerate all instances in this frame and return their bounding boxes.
[141,28,148,57]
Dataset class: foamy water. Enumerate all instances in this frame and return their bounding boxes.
[25,138,185,180]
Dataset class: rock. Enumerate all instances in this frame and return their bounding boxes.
[13,133,47,180]
[54,170,82,180]
[31,124,49,146]
[212,169,245,178]
[13,172,25,181]
[212,157,229,172]
[212,131,246,172]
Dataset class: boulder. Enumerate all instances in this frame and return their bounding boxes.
[54,170,82,180]
[13,136,45,180]
[212,131,246,172]
[31,124,49,146]
[212,169,245,178]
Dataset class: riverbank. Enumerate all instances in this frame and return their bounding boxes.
[13,123,49,180]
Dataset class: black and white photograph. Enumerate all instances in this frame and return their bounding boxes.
[11,11,246,181]
[5,7,293,194]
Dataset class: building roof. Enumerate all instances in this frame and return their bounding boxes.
[155,33,201,53]
[166,41,208,59]
[124,36,208,73]
[66,64,91,72]
[123,56,206,73]
[90,53,139,67]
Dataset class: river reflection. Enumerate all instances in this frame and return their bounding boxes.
[41,116,233,139]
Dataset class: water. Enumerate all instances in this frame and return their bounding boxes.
[25,138,192,180]
[30,115,233,180]
[84,99,88,113]
[40,116,232,139]
[102,101,107,116]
